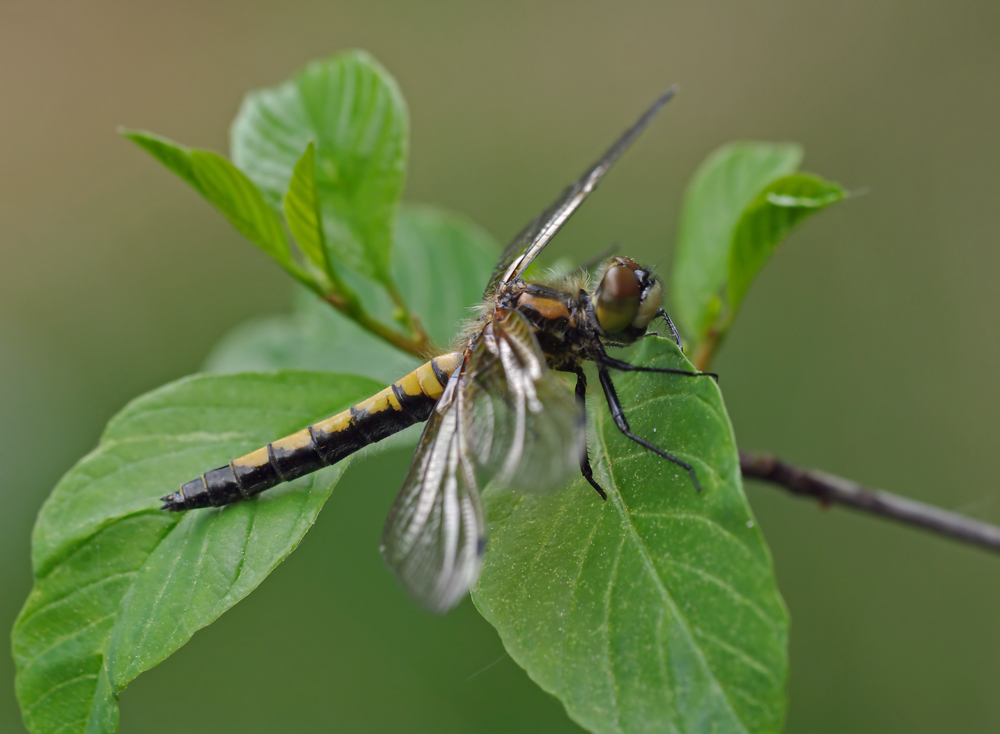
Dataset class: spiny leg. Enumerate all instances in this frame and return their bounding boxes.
[599,353,718,382]
[574,367,607,500]
[596,363,703,492]
[656,309,684,350]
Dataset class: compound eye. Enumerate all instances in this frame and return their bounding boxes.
[596,264,640,334]
[632,280,663,331]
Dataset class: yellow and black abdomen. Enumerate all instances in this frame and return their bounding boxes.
[162,353,462,511]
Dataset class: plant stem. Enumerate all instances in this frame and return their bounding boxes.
[386,282,431,347]
[692,325,724,372]
[692,341,715,373]
[740,451,1000,554]
[322,293,431,358]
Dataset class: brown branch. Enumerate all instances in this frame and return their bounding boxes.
[740,451,1000,554]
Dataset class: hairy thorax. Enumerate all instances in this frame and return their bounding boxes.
[499,280,602,372]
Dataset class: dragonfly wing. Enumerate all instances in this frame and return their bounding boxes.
[380,362,487,614]
[485,86,678,294]
[467,309,584,494]
[381,310,583,612]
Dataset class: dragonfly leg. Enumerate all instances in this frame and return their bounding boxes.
[656,309,684,350]
[596,363,702,492]
[574,367,607,500]
[599,353,718,382]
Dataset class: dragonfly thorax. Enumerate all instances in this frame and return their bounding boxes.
[493,255,663,374]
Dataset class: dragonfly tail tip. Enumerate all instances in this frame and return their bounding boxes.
[160,492,184,511]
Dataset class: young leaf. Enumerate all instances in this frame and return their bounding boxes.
[671,143,802,344]
[124,131,305,282]
[13,371,383,734]
[474,337,788,734]
[392,203,498,346]
[283,141,333,277]
[204,202,498,377]
[122,130,198,188]
[231,50,408,285]
[727,173,847,311]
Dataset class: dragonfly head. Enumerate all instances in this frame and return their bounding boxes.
[593,257,663,339]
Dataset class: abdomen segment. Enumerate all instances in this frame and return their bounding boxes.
[161,353,462,511]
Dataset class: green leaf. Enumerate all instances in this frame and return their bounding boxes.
[474,337,788,733]
[205,286,422,384]
[124,130,305,281]
[671,143,802,343]
[205,203,498,377]
[13,371,383,734]
[122,129,198,188]
[232,50,408,285]
[392,203,498,346]
[282,141,333,277]
[727,173,847,311]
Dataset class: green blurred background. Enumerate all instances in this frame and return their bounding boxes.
[3,1,1000,731]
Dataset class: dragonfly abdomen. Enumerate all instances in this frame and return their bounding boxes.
[162,353,462,511]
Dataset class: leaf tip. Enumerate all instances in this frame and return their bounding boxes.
[119,128,149,144]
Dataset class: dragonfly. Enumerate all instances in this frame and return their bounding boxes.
[161,86,716,612]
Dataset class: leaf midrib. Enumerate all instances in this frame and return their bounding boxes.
[22,672,99,717]
[594,405,748,733]
[20,511,179,730]
[16,573,132,633]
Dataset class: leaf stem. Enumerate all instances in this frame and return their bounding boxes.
[740,451,1000,554]
[692,340,715,373]
[385,281,431,347]
[321,293,431,358]
[693,325,725,372]
[321,260,360,312]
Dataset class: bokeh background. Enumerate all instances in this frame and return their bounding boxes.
[3,1,1000,732]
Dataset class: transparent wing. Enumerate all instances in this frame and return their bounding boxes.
[485,86,678,295]
[465,310,583,493]
[380,310,583,613]
[380,364,486,613]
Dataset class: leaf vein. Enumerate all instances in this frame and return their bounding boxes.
[511,494,575,638]
[659,556,781,634]
[603,533,627,734]
[692,627,782,684]
[23,672,98,716]
[630,511,769,571]
[595,408,748,731]
[17,572,134,630]
[20,612,117,668]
